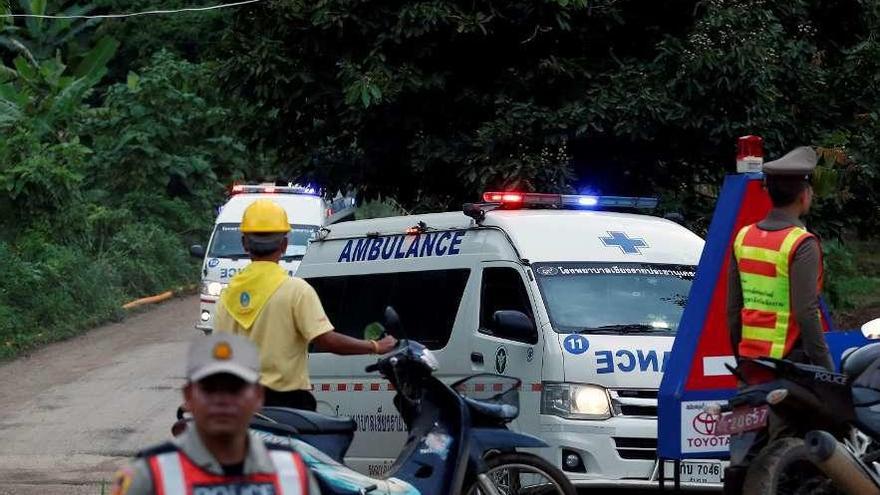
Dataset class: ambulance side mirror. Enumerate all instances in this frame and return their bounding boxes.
[492,310,537,343]
[190,244,206,259]
[862,318,880,339]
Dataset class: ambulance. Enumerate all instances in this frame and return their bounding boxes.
[296,191,723,488]
[190,183,355,333]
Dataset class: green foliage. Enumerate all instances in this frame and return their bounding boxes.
[823,240,880,329]
[823,240,859,311]
[94,0,232,78]
[221,0,880,228]
[356,197,409,220]
[0,26,265,358]
[0,238,123,358]
[0,1,101,65]
[83,50,272,237]
[107,223,196,296]
[221,0,596,208]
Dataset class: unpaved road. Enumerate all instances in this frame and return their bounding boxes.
[0,295,196,494]
[0,295,708,494]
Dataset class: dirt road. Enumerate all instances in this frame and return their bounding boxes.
[0,295,196,494]
[0,295,710,495]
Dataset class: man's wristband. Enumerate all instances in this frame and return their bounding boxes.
[369,339,379,354]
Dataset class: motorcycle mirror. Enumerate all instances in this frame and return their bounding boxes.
[363,322,385,341]
[862,318,880,339]
[384,306,405,338]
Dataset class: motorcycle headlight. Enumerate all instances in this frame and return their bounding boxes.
[419,348,439,371]
[541,383,612,420]
[200,281,226,297]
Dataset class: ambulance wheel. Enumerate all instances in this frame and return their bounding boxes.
[464,452,576,495]
[742,438,843,495]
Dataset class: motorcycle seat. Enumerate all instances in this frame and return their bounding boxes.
[463,396,518,422]
[853,386,880,407]
[258,407,357,435]
[842,343,880,382]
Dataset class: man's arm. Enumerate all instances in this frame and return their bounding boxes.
[312,331,394,355]
[727,252,744,359]
[790,238,834,371]
[293,280,396,355]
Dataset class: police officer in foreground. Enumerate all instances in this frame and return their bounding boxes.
[214,199,396,411]
[111,333,320,494]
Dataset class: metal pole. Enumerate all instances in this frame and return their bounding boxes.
[674,459,681,490]
[659,458,665,491]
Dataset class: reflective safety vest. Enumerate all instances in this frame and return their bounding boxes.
[733,224,823,359]
[146,446,309,495]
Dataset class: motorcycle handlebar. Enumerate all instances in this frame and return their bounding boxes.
[365,362,380,373]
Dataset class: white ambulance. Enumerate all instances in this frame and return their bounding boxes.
[191,183,355,333]
[297,191,720,488]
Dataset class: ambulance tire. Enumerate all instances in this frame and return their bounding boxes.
[742,438,840,495]
[465,452,576,495]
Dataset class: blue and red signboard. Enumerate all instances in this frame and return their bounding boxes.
[657,173,869,461]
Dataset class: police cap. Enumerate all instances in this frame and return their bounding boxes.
[186,333,260,383]
[762,146,818,178]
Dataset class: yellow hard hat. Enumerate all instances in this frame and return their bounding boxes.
[240,199,290,234]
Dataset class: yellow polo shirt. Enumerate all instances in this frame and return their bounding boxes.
[215,276,333,391]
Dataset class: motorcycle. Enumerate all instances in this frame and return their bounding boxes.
[175,308,576,495]
[712,318,880,495]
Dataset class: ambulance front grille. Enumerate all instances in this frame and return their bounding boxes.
[610,389,658,418]
[613,437,657,460]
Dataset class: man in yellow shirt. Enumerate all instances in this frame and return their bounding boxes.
[214,199,397,410]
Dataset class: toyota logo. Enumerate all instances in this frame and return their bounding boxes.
[692,412,717,436]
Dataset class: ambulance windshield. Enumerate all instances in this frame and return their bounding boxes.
[533,262,696,334]
[208,223,319,259]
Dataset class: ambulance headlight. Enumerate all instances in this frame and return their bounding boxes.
[200,281,226,297]
[541,383,612,420]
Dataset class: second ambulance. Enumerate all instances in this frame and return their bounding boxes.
[191,183,354,333]
[296,191,721,488]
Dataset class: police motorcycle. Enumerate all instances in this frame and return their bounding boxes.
[710,318,880,495]
[175,308,576,495]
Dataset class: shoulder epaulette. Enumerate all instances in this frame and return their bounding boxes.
[136,441,178,458]
[265,441,296,452]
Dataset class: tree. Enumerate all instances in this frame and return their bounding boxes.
[0,36,117,222]
[221,0,880,228]
[1,1,101,66]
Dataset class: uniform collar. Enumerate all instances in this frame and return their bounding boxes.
[763,208,806,229]
[176,426,276,475]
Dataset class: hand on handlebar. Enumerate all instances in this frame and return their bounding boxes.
[374,335,398,354]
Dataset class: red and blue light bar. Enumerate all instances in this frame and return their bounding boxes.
[231,183,320,196]
[482,191,658,210]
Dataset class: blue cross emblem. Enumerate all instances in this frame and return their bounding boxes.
[600,231,649,255]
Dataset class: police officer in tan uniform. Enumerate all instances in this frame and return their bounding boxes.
[110,334,320,495]
[723,147,833,494]
[727,146,832,371]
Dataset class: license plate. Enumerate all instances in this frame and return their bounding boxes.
[714,405,769,436]
[663,460,723,484]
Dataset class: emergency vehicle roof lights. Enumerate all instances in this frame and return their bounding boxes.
[481,191,659,210]
[230,183,321,196]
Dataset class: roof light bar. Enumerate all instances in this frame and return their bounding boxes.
[230,183,320,196]
[484,192,524,203]
[481,191,658,210]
